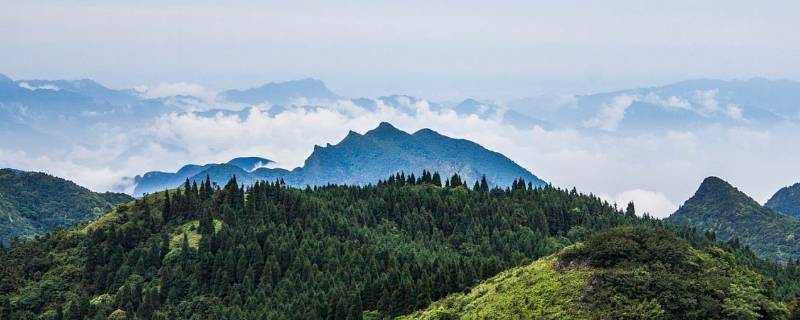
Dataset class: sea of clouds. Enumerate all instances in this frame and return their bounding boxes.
[1,85,798,218]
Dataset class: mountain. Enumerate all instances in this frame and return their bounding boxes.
[296,122,544,187]
[506,78,800,132]
[220,78,339,105]
[404,226,787,319]
[0,168,133,244]
[225,157,273,172]
[15,79,137,105]
[577,78,795,131]
[766,182,800,218]
[666,176,800,261]
[132,122,545,195]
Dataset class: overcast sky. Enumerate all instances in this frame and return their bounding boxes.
[2,0,800,99]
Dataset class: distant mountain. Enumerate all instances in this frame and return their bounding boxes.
[665,176,800,261]
[220,78,339,105]
[132,122,545,195]
[15,78,137,105]
[0,168,132,244]
[226,157,273,172]
[133,164,216,196]
[505,78,800,131]
[575,78,797,131]
[766,182,800,218]
[0,74,181,152]
[296,122,544,187]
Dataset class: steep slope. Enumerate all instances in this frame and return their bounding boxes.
[666,176,800,261]
[766,182,800,218]
[0,169,133,244]
[133,122,545,195]
[404,227,788,320]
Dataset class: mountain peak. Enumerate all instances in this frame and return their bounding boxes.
[697,176,735,193]
[365,122,407,137]
[667,176,800,261]
[412,128,440,136]
[226,157,273,172]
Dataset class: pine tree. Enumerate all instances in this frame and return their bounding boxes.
[625,202,636,218]
[162,190,171,223]
[480,175,489,191]
[432,172,442,187]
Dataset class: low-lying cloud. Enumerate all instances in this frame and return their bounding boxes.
[1,95,798,218]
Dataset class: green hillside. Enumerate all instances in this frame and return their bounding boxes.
[0,168,133,244]
[0,173,648,319]
[404,227,788,320]
[666,176,800,261]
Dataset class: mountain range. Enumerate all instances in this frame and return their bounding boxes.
[132,122,545,195]
[4,73,800,154]
[0,168,132,244]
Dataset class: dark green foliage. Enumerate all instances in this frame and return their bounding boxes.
[559,226,688,269]
[0,169,133,244]
[5,173,800,319]
[0,172,644,319]
[558,227,789,319]
[767,182,800,218]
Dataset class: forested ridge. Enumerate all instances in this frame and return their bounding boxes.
[0,168,133,245]
[2,172,800,319]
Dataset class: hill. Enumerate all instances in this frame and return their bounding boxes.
[403,226,788,319]
[666,176,800,261]
[0,173,634,319]
[767,182,800,218]
[132,122,545,195]
[0,169,133,244]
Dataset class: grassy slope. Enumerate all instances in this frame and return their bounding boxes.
[400,254,590,320]
[402,227,789,320]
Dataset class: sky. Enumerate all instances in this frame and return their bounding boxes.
[1,1,800,218]
[2,1,800,99]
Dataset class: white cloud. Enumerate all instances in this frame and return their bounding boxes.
[583,94,637,131]
[137,82,218,102]
[601,189,678,218]
[725,104,744,120]
[17,82,60,91]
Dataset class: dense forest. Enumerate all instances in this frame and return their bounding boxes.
[2,172,800,319]
[0,168,133,245]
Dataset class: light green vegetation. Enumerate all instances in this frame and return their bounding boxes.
[164,219,222,261]
[400,254,590,320]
